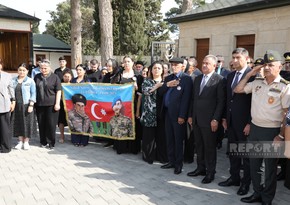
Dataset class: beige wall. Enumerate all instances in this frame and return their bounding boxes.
[0,18,31,31]
[177,5,290,65]
[33,51,71,71]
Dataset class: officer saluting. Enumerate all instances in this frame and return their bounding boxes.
[234,50,290,205]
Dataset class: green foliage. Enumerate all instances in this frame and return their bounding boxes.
[119,0,147,55]
[32,21,40,34]
[93,0,169,56]
[45,0,97,55]
[144,0,169,55]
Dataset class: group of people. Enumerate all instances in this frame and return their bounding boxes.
[1,47,290,205]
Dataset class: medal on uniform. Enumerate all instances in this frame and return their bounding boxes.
[268,96,274,104]
[177,86,181,90]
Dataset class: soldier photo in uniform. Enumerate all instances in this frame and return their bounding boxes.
[68,93,93,147]
[109,96,133,139]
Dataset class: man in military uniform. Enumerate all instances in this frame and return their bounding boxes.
[68,94,93,146]
[234,50,290,205]
[109,96,133,138]
[279,52,290,81]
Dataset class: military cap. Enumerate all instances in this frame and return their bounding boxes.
[263,50,282,63]
[284,52,290,62]
[254,58,264,66]
[169,57,184,64]
[112,96,122,108]
[135,61,145,66]
[72,94,87,105]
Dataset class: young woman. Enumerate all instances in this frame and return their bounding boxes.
[58,71,73,143]
[11,63,37,150]
[71,64,91,83]
[70,64,91,146]
[114,56,143,154]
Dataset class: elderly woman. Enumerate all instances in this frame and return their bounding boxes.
[102,58,120,84]
[68,94,93,147]
[34,59,61,149]
[0,59,15,153]
[11,63,37,150]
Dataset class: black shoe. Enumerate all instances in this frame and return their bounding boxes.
[262,202,272,205]
[237,184,249,196]
[161,163,174,169]
[201,174,214,184]
[218,177,240,187]
[241,193,262,203]
[104,142,114,147]
[48,144,54,150]
[174,166,182,175]
[187,169,206,177]
[184,158,194,164]
[277,171,285,181]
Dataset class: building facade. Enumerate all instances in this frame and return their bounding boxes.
[168,0,290,67]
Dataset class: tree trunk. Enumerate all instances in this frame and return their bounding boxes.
[182,0,193,13]
[71,0,82,69]
[98,0,113,65]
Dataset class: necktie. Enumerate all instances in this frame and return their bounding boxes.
[231,71,241,95]
[199,75,208,95]
[164,75,178,107]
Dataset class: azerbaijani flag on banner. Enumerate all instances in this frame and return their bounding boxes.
[62,83,135,140]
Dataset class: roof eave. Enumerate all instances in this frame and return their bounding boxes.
[167,0,290,24]
[0,16,40,22]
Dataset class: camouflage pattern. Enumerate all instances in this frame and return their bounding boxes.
[68,109,93,133]
[109,114,133,138]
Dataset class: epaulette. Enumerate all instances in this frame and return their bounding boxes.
[255,77,264,80]
[280,78,290,85]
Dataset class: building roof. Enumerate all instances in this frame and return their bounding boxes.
[33,34,71,52]
[168,0,290,24]
[0,4,40,21]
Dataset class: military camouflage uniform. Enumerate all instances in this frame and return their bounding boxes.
[68,109,93,133]
[109,114,133,138]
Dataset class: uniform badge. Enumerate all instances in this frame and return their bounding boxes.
[177,86,181,90]
[255,86,261,92]
[268,96,274,104]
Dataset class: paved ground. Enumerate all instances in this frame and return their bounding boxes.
[1,129,289,205]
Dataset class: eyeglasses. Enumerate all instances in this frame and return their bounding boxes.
[217,60,221,63]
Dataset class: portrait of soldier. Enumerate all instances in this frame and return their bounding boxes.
[68,93,93,146]
[109,96,133,138]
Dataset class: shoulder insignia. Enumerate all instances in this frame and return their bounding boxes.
[255,77,264,80]
[280,78,290,85]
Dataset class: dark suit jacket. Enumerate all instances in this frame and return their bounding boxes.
[159,72,193,120]
[225,68,254,129]
[189,72,225,128]
[220,67,231,79]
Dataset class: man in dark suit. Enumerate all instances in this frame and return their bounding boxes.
[187,54,225,184]
[159,57,193,175]
[218,48,253,196]
[216,55,231,79]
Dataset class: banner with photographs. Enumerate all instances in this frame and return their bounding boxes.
[62,83,135,140]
